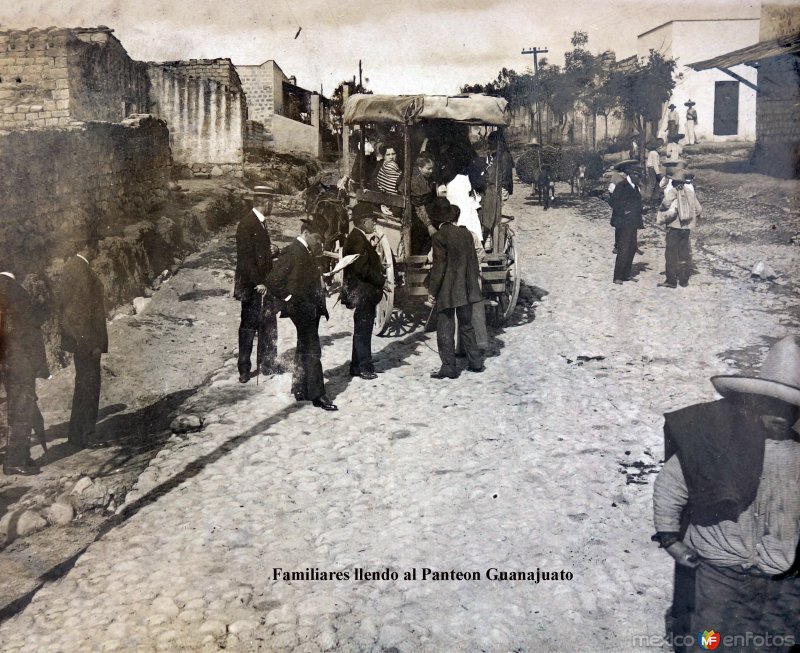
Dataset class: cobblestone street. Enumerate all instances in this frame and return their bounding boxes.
[0,180,797,652]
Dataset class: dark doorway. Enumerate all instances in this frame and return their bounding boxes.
[714,81,739,136]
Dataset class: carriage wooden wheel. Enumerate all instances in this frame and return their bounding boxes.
[373,231,395,335]
[485,224,521,326]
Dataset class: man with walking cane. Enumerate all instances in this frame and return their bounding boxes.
[234,186,280,384]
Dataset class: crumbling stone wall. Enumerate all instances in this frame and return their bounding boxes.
[0,115,172,274]
[753,55,800,178]
[147,64,245,178]
[155,58,242,92]
[0,27,148,131]
[244,119,271,158]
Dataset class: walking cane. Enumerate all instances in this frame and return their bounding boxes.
[256,290,265,387]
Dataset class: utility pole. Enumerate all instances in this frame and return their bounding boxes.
[358,59,363,89]
[522,46,548,142]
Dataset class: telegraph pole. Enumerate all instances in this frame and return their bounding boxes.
[358,59,363,89]
[522,46,548,142]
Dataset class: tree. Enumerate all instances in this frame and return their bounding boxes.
[611,50,676,158]
[329,79,371,135]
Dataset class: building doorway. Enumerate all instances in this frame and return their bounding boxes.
[714,81,739,136]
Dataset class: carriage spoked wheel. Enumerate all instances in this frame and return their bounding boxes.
[489,227,521,326]
[374,233,395,336]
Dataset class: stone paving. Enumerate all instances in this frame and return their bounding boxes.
[0,186,795,652]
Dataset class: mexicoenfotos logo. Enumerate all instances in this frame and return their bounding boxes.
[698,630,721,650]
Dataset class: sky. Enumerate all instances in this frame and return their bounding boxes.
[0,0,766,95]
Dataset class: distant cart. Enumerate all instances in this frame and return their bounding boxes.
[342,93,521,335]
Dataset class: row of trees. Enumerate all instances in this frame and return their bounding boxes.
[461,32,677,156]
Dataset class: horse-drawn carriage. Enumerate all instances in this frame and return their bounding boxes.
[326,93,521,335]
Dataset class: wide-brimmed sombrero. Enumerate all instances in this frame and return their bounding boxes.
[685,100,696,107]
[711,335,800,407]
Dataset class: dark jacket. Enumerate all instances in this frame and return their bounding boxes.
[468,150,514,195]
[609,181,644,229]
[341,228,385,309]
[59,256,108,354]
[234,211,273,300]
[664,398,769,527]
[430,223,483,311]
[0,275,49,380]
[266,239,329,322]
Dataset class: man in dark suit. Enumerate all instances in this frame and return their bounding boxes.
[608,162,644,285]
[469,131,514,248]
[1,270,50,475]
[428,198,484,379]
[234,186,279,383]
[342,203,386,380]
[59,237,108,447]
[267,228,337,411]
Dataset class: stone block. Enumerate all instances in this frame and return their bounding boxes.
[52,88,69,99]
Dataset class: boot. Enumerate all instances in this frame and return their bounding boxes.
[238,328,256,381]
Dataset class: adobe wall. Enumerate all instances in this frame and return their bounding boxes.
[237,61,288,132]
[67,29,150,122]
[0,27,148,131]
[0,115,172,275]
[147,64,245,177]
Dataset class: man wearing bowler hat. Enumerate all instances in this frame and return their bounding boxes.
[59,230,107,448]
[652,335,800,650]
[608,160,644,285]
[234,186,280,383]
[428,197,483,379]
[342,203,386,380]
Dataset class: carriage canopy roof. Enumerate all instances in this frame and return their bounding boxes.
[343,93,510,126]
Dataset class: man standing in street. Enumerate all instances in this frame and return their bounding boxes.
[0,270,49,475]
[609,161,644,285]
[657,169,701,288]
[342,203,386,381]
[234,186,279,383]
[267,227,337,411]
[428,198,484,379]
[667,103,680,141]
[652,335,800,650]
[60,235,107,448]
[684,100,698,145]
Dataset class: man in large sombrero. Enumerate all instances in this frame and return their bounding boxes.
[652,335,800,649]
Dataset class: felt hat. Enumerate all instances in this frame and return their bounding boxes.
[685,99,696,107]
[711,335,800,407]
[646,139,660,150]
[668,103,676,109]
[614,159,638,170]
[429,197,460,225]
[350,202,382,223]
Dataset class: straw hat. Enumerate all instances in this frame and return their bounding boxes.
[685,99,696,107]
[253,184,279,198]
[711,335,800,407]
